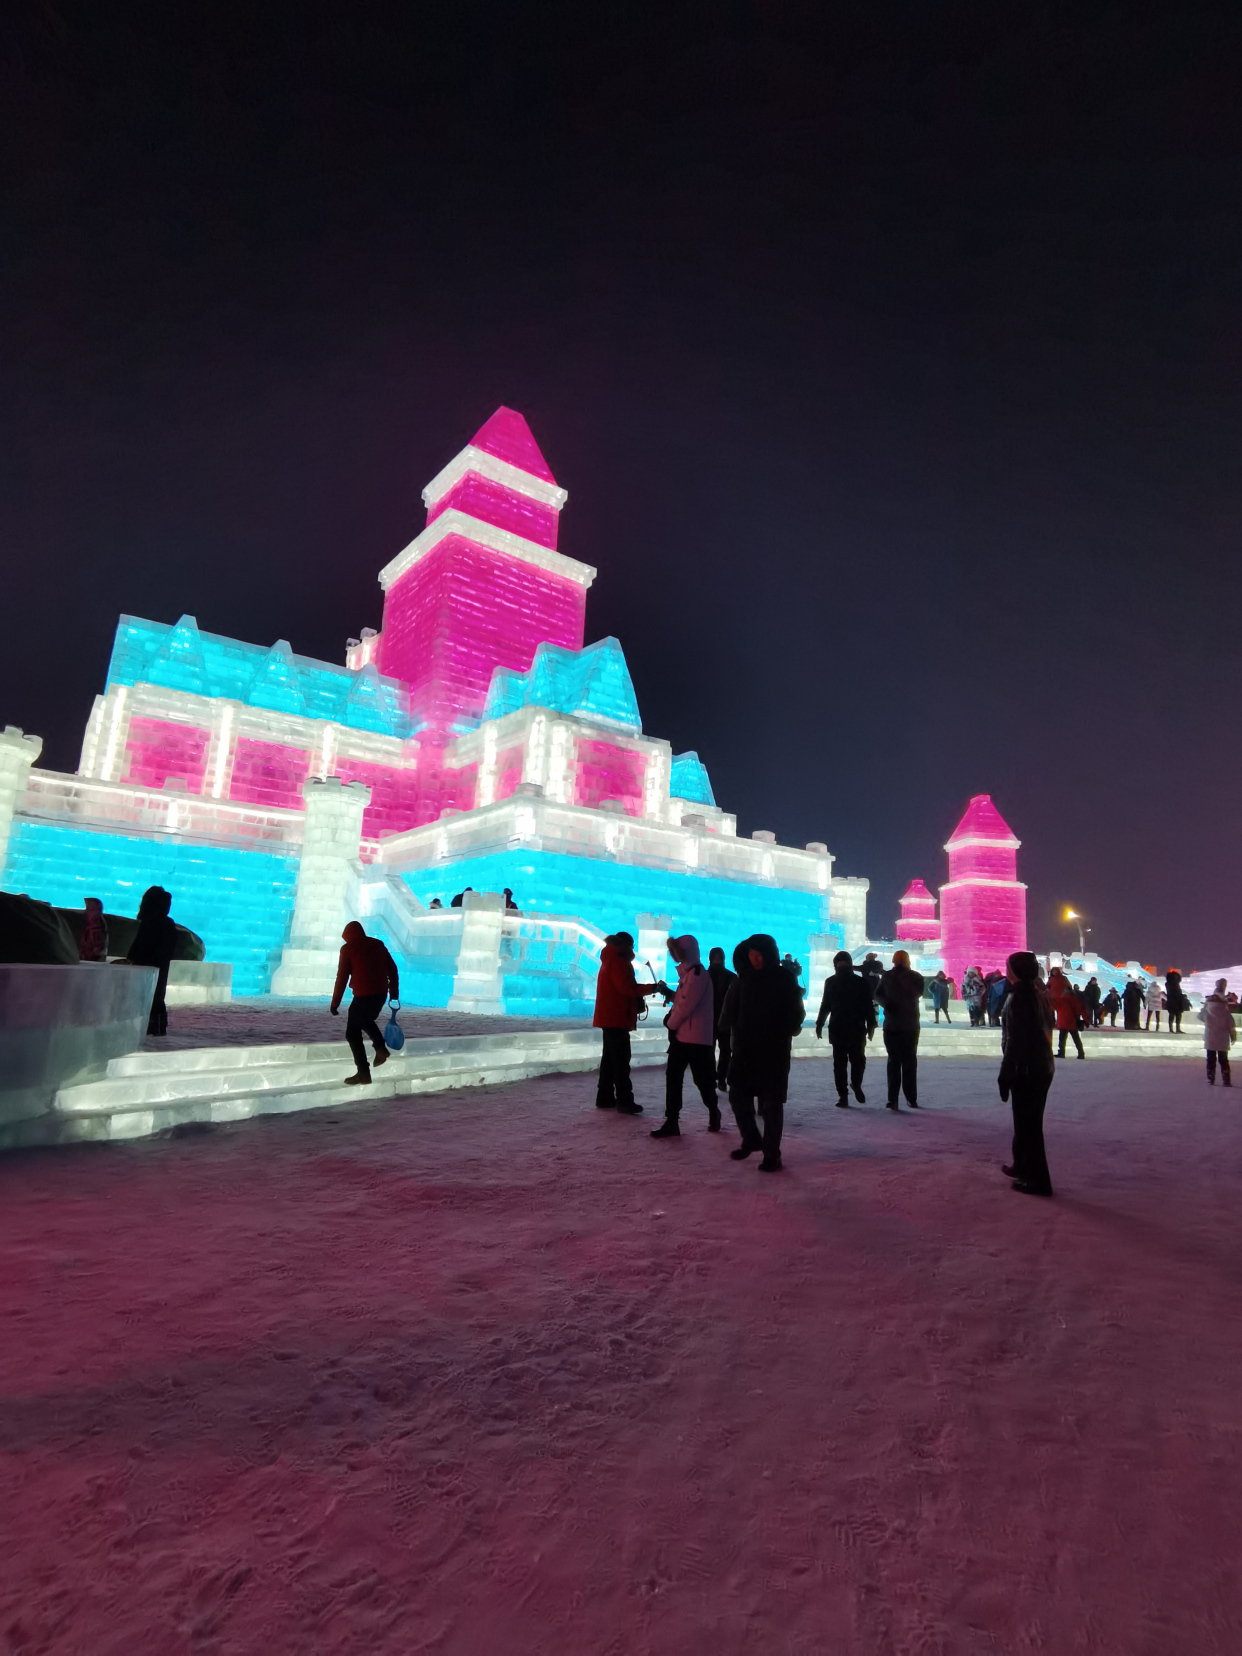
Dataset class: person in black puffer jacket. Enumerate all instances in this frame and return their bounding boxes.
[726,932,805,1172]
[815,950,877,1107]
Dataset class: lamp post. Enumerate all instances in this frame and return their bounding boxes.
[1065,909,1089,954]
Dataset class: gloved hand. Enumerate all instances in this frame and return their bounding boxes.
[814,1026,823,1040]
[998,1082,1009,1102]
[330,1006,340,1017]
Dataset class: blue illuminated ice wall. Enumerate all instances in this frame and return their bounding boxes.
[2,822,298,994]
[400,848,841,1014]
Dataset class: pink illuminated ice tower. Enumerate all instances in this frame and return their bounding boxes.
[938,795,1027,984]
[895,879,941,943]
[376,408,595,733]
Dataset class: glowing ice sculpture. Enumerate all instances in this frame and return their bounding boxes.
[895,878,940,942]
[669,752,715,808]
[939,795,1026,983]
[483,637,641,732]
[376,407,596,732]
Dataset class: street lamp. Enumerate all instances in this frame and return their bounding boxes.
[1065,908,1090,954]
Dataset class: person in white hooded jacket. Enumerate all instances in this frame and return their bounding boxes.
[1198,978,1236,1086]
[651,934,722,1138]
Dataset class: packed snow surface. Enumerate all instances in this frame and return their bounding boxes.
[2,1057,1240,1653]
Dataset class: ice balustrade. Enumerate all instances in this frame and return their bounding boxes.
[395,847,841,978]
[18,769,304,848]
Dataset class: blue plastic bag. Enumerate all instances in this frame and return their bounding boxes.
[383,1002,405,1051]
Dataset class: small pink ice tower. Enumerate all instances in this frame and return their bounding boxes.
[939,794,1027,984]
[895,878,941,943]
[375,408,595,733]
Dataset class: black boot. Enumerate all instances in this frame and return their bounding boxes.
[650,1119,680,1138]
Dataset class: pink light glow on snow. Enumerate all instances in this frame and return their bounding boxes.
[939,794,1026,982]
[572,739,646,815]
[121,717,209,793]
[379,538,587,730]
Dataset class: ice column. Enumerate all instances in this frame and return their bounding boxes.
[271,777,371,995]
[0,726,42,885]
[447,890,506,1014]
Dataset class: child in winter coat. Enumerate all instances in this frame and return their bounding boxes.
[1198,979,1236,1085]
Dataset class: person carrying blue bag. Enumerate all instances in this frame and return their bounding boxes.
[330,921,400,1086]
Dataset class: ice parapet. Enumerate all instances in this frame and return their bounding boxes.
[483,638,641,733]
[670,752,715,807]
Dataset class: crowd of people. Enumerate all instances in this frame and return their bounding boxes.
[586,929,1238,1193]
[70,884,1236,1165]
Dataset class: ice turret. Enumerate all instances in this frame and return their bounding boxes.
[376,407,597,732]
[939,795,1026,983]
[895,878,940,942]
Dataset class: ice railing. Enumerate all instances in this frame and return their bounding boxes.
[18,768,304,850]
[347,866,606,993]
[499,911,607,985]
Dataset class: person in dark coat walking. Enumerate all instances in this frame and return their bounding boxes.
[725,933,804,1171]
[815,950,877,1106]
[859,952,883,1004]
[707,946,736,1090]
[998,950,1055,1196]
[1101,985,1121,1027]
[592,931,661,1114]
[877,950,924,1110]
[1122,978,1143,1030]
[330,921,400,1083]
[1083,976,1102,1027]
[1165,969,1185,1034]
[126,885,178,1036]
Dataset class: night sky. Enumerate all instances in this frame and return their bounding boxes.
[4,4,1240,967]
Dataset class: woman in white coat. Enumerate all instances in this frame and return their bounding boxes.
[1198,979,1236,1085]
[1144,978,1164,1031]
[651,934,722,1138]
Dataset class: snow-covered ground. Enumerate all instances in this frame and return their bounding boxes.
[2,1053,1239,1653]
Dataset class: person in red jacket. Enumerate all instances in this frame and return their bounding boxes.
[1046,966,1085,1060]
[330,921,400,1085]
[593,930,662,1114]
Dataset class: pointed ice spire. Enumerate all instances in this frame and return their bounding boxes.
[344,662,398,734]
[469,406,556,481]
[148,614,207,695]
[670,752,716,807]
[247,639,305,715]
[945,794,1019,848]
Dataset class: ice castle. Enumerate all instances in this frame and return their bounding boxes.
[0,407,876,1013]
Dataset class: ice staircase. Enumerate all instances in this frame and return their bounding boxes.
[50,1025,671,1144]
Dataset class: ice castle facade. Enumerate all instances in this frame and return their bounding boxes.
[0,408,869,1011]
